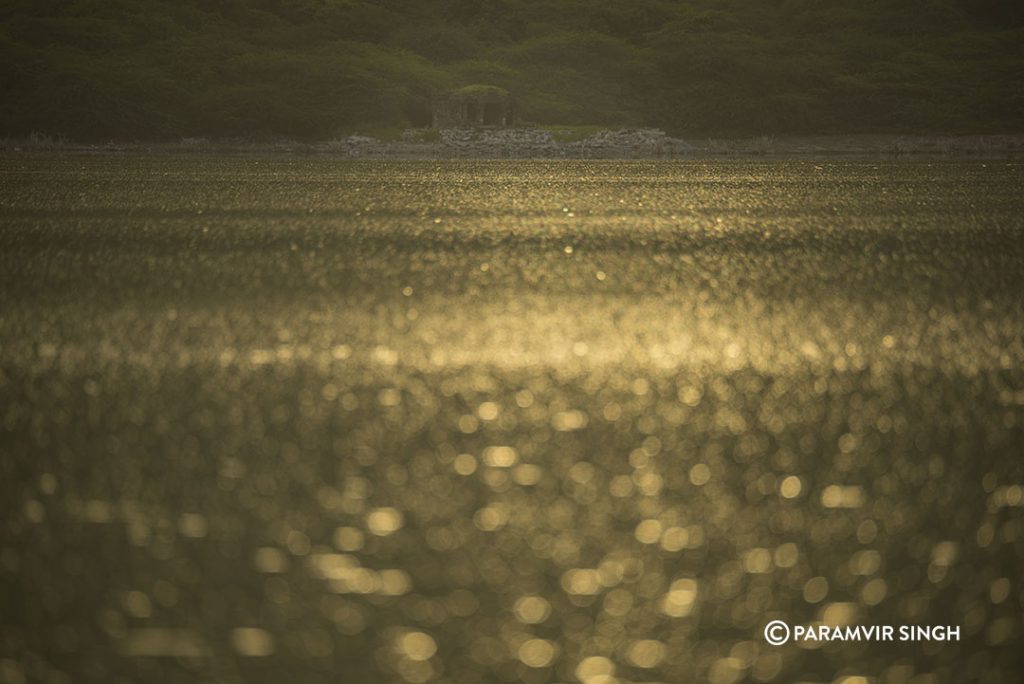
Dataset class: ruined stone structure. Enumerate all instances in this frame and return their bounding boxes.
[432,85,513,128]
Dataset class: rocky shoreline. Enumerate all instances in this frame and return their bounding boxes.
[334,128,693,158]
[4,129,1024,159]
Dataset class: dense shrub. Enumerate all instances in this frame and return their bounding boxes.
[0,0,1021,139]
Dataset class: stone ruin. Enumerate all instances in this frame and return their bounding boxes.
[432,85,513,128]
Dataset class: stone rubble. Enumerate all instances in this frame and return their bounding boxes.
[10,132,1020,158]
[325,128,693,158]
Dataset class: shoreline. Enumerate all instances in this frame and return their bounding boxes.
[3,130,1024,160]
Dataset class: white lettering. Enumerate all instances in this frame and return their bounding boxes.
[786,623,958,644]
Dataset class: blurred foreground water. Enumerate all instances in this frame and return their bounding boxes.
[1,158,1023,683]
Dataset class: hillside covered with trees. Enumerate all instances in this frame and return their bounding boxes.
[1,0,1022,140]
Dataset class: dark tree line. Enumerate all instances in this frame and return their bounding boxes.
[1,0,1021,140]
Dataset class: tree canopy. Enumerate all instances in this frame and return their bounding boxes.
[1,0,1021,139]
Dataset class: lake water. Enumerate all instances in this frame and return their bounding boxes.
[1,158,1023,683]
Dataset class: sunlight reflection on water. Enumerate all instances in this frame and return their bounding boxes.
[1,159,1023,683]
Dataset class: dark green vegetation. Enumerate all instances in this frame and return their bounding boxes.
[1,158,1023,682]
[1,0,1023,140]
